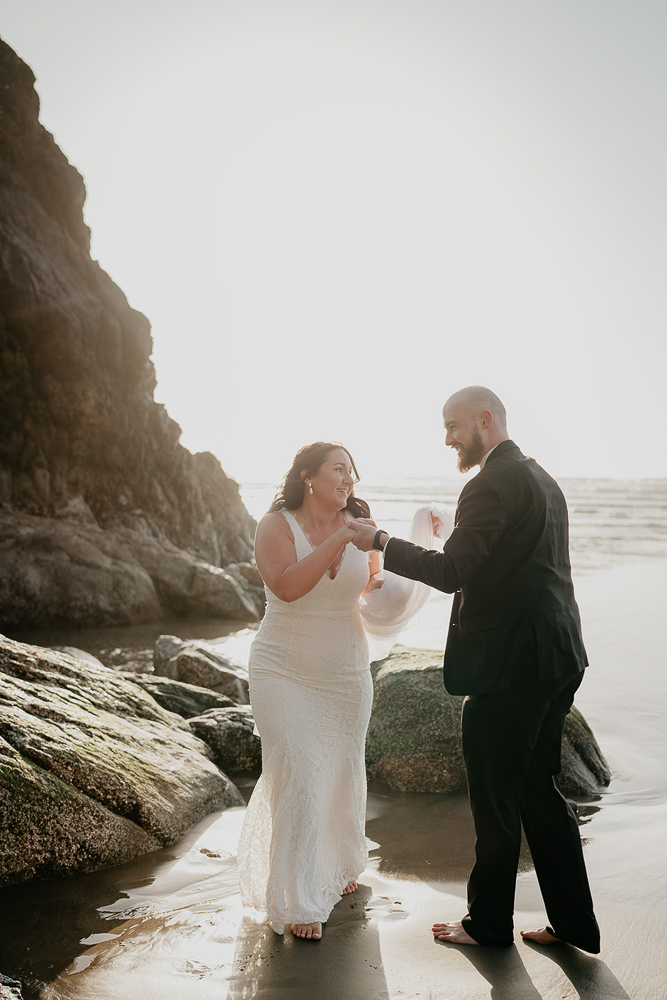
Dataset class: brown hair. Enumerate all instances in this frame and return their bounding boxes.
[268,442,371,519]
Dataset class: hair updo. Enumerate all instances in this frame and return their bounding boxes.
[268,441,371,519]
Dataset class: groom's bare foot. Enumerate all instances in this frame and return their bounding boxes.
[521,926,560,944]
[432,921,479,945]
[291,921,322,940]
[342,880,358,895]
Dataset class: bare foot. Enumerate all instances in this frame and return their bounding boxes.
[432,921,479,945]
[291,921,322,940]
[521,926,560,945]
[342,881,358,895]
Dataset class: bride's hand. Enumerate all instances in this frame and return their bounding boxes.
[339,522,357,543]
[348,520,379,551]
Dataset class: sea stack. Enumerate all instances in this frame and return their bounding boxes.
[0,38,264,628]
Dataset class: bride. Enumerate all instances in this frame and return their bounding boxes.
[237,441,449,939]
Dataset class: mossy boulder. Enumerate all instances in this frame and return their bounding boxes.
[153,636,250,703]
[188,706,261,773]
[0,635,243,887]
[120,673,236,719]
[365,648,611,796]
[559,702,611,795]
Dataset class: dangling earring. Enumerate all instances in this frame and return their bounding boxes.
[308,482,313,495]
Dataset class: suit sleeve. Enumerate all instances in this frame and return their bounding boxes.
[383,478,507,593]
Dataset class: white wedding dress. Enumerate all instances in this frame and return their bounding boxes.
[237,504,453,932]
[238,510,373,931]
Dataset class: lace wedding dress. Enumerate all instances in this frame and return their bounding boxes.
[238,510,373,932]
[237,504,453,932]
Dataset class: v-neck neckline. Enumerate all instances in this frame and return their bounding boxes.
[289,511,348,581]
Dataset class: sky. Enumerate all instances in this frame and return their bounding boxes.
[1,0,666,486]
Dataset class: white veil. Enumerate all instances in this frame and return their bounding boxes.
[359,503,454,662]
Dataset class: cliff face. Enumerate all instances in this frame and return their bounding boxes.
[0,39,262,628]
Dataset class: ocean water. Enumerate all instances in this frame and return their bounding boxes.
[240,476,667,654]
[242,476,667,575]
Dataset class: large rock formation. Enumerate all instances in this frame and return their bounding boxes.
[0,634,243,887]
[365,648,611,796]
[0,38,263,628]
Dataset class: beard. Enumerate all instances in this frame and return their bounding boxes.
[456,427,486,473]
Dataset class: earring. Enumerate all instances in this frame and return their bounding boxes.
[308,483,313,495]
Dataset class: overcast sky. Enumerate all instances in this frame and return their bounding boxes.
[2,0,666,485]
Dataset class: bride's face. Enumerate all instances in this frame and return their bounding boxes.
[311,449,355,508]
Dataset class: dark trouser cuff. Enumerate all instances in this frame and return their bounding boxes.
[461,915,513,947]
[546,924,601,954]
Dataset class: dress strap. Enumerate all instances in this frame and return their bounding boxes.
[281,509,313,560]
[281,508,305,538]
[281,509,297,530]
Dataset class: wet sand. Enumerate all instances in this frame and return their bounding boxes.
[2,558,667,1000]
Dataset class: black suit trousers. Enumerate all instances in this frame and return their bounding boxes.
[460,672,600,952]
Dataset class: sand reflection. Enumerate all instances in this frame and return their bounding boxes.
[227,883,389,1000]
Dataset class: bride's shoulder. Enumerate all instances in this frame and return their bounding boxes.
[257,510,294,538]
[258,510,287,526]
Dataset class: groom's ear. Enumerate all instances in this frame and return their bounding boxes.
[480,409,493,428]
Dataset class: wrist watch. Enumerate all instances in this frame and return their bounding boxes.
[372,529,388,551]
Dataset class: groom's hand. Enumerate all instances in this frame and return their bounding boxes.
[349,520,380,552]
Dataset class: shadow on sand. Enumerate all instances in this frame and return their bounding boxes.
[522,939,632,999]
[438,939,631,1000]
[226,883,389,1000]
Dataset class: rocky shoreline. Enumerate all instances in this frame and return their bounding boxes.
[0,635,244,887]
[0,631,611,892]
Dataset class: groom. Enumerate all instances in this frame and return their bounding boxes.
[350,386,600,952]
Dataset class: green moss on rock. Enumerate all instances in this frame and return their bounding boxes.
[0,636,243,887]
[366,647,611,796]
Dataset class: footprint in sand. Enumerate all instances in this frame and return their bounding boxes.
[364,895,408,920]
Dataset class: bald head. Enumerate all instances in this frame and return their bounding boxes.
[442,386,509,472]
[444,386,507,429]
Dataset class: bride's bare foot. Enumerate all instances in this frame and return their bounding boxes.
[342,880,358,895]
[521,926,560,945]
[291,921,322,940]
[432,921,479,945]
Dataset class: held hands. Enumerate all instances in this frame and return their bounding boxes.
[340,522,358,544]
[348,518,380,552]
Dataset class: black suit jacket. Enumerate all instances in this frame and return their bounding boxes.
[383,440,587,695]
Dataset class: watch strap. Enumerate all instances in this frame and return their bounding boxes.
[372,529,388,551]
